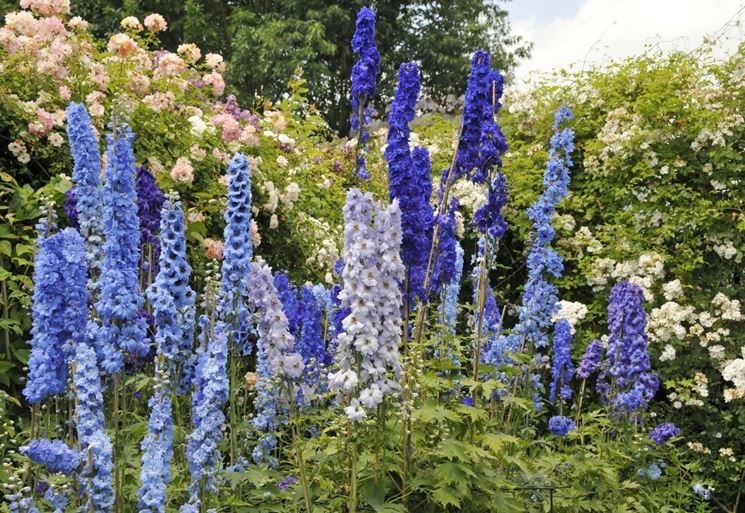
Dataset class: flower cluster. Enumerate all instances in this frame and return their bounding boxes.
[19,439,81,475]
[274,272,301,337]
[73,343,114,513]
[220,154,253,354]
[23,228,88,404]
[296,284,329,392]
[137,369,174,513]
[598,281,659,413]
[505,106,575,351]
[649,422,680,445]
[146,194,196,383]
[349,6,380,179]
[548,415,576,437]
[474,170,508,240]
[576,340,603,379]
[135,167,165,275]
[96,125,149,372]
[440,242,464,336]
[384,62,434,302]
[65,103,104,282]
[430,197,460,294]
[329,189,405,420]
[548,319,574,404]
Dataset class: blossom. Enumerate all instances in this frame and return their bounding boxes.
[385,62,433,302]
[23,228,89,405]
[170,157,194,184]
[202,71,225,96]
[548,415,576,437]
[203,238,224,260]
[440,242,464,336]
[73,343,113,513]
[548,319,574,403]
[597,281,659,413]
[274,272,301,337]
[146,195,196,381]
[474,171,508,239]
[349,7,381,179]
[137,380,174,513]
[649,422,680,444]
[693,484,713,501]
[576,340,603,379]
[19,439,81,475]
[107,33,137,57]
[20,0,70,16]
[120,16,142,31]
[143,13,167,32]
[551,300,589,333]
[66,103,105,282]
[96,125,149,372]
[296,285,329,393]
[205,53,224,70]
[503,106,574,351]
[329,190,404,419]
[220,154,253,353]
[136,167,165,273]
[177,43,201,63]
[430,197,459,294]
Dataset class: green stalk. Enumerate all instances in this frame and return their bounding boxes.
[347,419,358,513]
[292,416,313,513]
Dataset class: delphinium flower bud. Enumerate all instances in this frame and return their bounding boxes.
[548,319,574,404]
[65,103,104,282]
[504,106,575,353]
[220,154,253,354]
[96,124,149,372]
[19,440,81,475]
[73,343,113,513]
[23,228,89,405]
[598,281,659,414]
[328,189,404,420]
[135,167,165,277]
[146,193,196,386]
[385,62,434,302]
[349,7,381,179]
[137,363,174,513]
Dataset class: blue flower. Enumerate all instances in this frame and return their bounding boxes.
[474,171,508,240]
[24,228,89,405]
[136,167,165,276]
[576,340,603,379]
[137,381,174,513]
[597,281,659,413]
[19,439,81,475]
[548,319,574,404]
[274,272,301,338]
[548,415,576,437]
[430,198,459,295]
[96,125,149,372]
[65,103,104,278]
[693,483,713,501]
[385,63,434,302]
[349,7,381,179]
[440,242,464,336]
[649,422,680,445]
[220,154,253,354]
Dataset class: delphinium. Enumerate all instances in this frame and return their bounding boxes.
[96,124,149,372]
[349,6,381,179]
[65,103,104,285]
[296,284,329,400]
[73,342,114,513]
[574,339,603,418]
[597,281,659,415]
[384,62,434,303]
[137,361,174,513]
[328,189,404,419]
[548,319,574,406]
[504,106,574,354]
[274,272,301,338]
[430,196,460,296]
[146,192,196,385]
[23,228,89,405]
[438,241,464,359]
[182,267,229,509]
[18,439,81,475]
[135,167,165,281]
[220,154,253,354]
[649,422,680,445]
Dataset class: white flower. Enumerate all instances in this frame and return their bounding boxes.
[269,214,279,229]
[276,155,289,167]
[188,115,213,137]
[344,399,367,422]
[551,301,588,333]
[359,384,383,409]
[722,351,745,391]
[662,279,683,301]
[282,353,305,379]
[659,344,676,362]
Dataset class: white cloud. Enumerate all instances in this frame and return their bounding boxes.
[512,0,745,82]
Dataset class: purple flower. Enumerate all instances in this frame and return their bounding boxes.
[274,272,301,338]
[576,340,603,379]
[474,171,508,239]
[135,167,165,275]
[548,319,574,404]
[649,423,680,445]
[548,415,576,437]
[277,476,298,491]
[385,62,434,303]
[461,395,474,407]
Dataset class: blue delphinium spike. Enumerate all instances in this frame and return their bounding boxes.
[23,228,89,405]
[19,439,82,475]
[548,319,574,404]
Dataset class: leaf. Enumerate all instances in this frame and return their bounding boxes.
[438,438,470,461]
[434,461,475,486]
[432,486,461,508]
[481,433,521,455]
[412,401,460,423]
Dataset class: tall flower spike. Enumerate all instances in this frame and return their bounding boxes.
[66,103,104,284]
[146,193,196,383]
[385,62,434,302]
[598,281,659,413]
[136,167,165,278]
[350,6,381,179]
[504,106,574,352]
[96,125,149,372]
[19,439,82,475]
[548,319,574,404]
[23,228,89,405]
[274,272,301,338]
[441,242,464,335]
[328,190,404,420]
[137,364,174,513]
[453,51,492,182]
[220,154,253,354]
[297,285,329,391]
[73,343,113,513]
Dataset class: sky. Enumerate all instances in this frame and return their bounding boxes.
[507,0,745,81]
